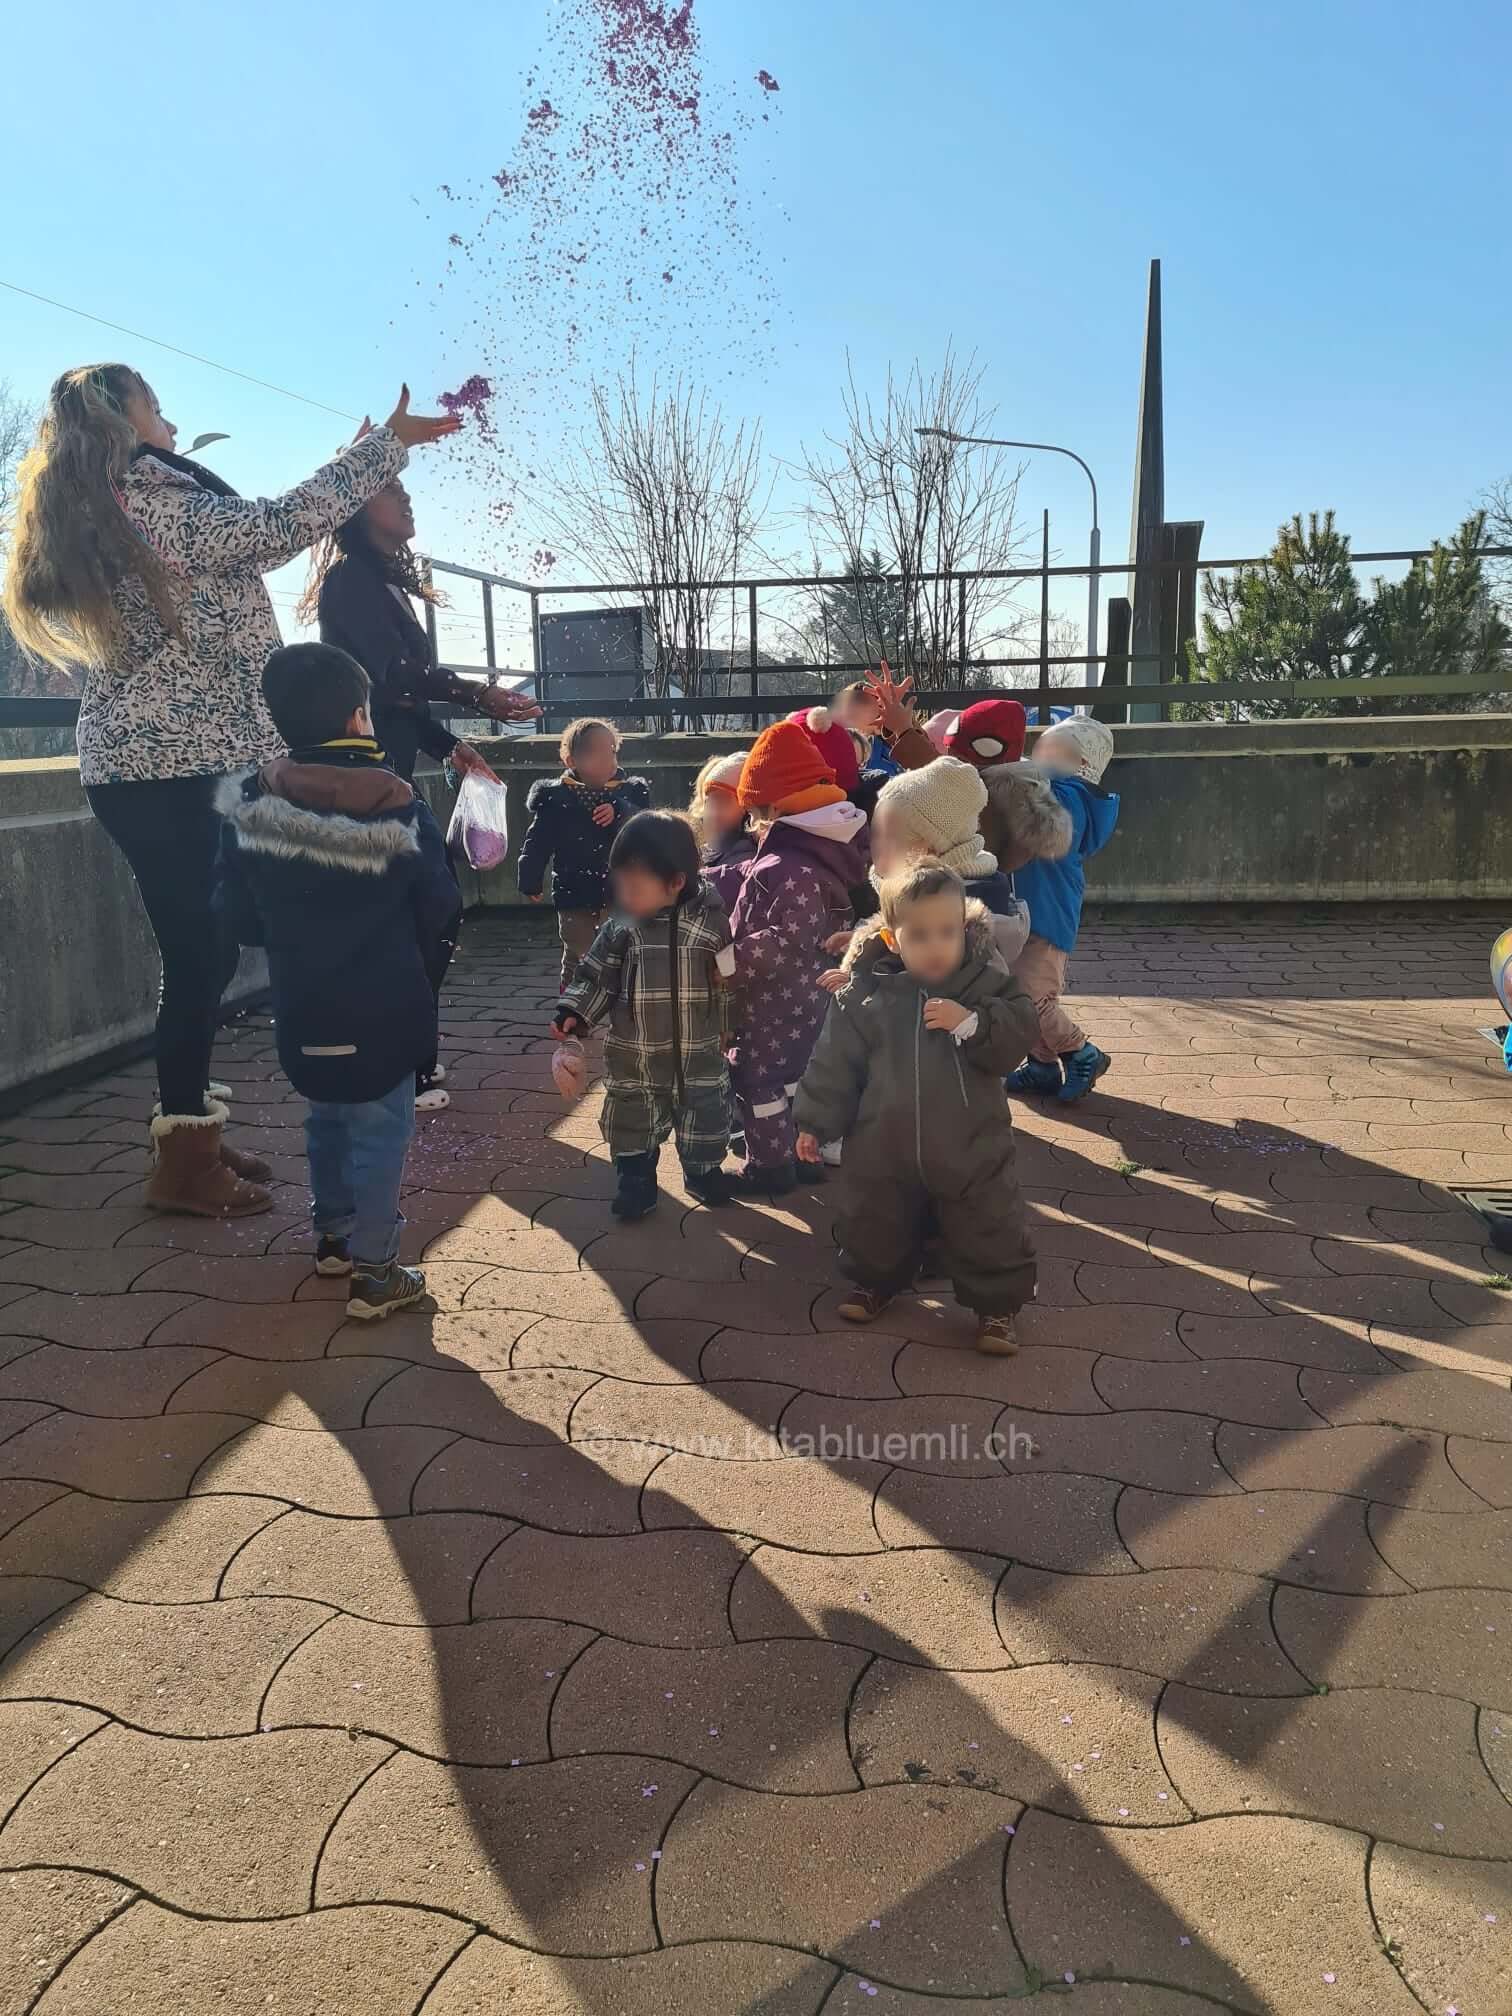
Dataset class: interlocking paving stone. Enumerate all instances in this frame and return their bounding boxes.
[1095,1355,1320,1428]
[1274,1584,1512,1700]
[1368,1844,1512,2016]
[850,1659,1189,1822]
[474,1527,753,1645]
[777,1392,1010,1475]
[165,1351,403,1427]
[1217,1419,1484,1510]
[317,1751,695,1950]
[2,914,1507,2005]
[192,1420,458,1515]
[1007,1809,1423,2015]
[732,1543,1011,1666]
[642,1450,888,1549]
[0,1408,250,1500]
[264,1614,592,1763]
[32,1900,471,2016]
[0,1340,221,1416]
[659,1780,1024,1995]
[222,1509,514,1624]
[0,1700,105,1824]
[1120,1483,1410,1592]
[553,1637,867,1790]
[1303,1362,1512,1439]
[0,1868,132,2015]
[892,1337,1109,1411]
[1158,1682,1512,1855]
[2,1724,391,1917]
[995,1564,1309,1693]
[569,1374,794,1455]
[0,1287,199,1348]
[0,1591,325,1736]
[420,1937,835,2015]
[876,1468,1134,1574]
[0,1490,286,1600]
[1368,1503,1512,1591]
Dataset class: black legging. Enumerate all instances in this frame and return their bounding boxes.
[86,774,240,1117]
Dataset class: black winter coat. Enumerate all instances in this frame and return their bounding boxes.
[515,770,652,911]
[317,546,458,771]
[215,743,461,1102]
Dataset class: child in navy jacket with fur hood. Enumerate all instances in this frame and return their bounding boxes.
[515,717,651,991]
[217,644,459,1324]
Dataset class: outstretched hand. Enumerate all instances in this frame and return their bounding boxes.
[473,685,543,726]
[864,659,917,739]
[383,384,463,449]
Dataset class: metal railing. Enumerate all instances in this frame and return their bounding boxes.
[2,538,1508,743]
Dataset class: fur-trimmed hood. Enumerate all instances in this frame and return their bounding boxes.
[979,760,1074,873]
[217,769,422,877]
[841,900,996,975]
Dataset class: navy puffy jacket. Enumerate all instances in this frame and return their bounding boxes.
[515,770,651,911]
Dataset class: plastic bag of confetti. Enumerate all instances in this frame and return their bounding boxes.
[446,773,510,872]
[551,1036,588,1102]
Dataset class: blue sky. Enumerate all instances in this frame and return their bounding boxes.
[5,0,1510,663]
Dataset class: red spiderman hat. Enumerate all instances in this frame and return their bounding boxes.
[946,698,1027,769]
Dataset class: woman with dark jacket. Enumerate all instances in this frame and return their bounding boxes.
[2,365,459,1216]
[302,476,539,1108]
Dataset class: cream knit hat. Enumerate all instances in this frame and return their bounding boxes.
[876,757,997,878]
[1037,714,1114,782]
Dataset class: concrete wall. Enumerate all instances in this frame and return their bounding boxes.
[3,714,1507,1100]
[0,759,266,1103]
[426,713,1512,909]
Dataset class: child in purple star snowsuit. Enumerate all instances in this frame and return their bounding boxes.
[727,721,868,1195]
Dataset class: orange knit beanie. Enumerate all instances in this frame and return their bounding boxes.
[737,720,844,813]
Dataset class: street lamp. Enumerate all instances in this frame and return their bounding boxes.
[914,427,1101,696]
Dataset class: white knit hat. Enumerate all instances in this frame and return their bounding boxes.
[1037,714,1114,782]
[876,757,997,878]
[701,753,747,797]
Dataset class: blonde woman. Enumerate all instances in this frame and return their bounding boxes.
[3,366,460,1216]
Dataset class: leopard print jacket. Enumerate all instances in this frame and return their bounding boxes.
[76,427,408,786]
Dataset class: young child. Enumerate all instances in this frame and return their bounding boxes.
[794,863,1039,1355]
[860,758,1030,966]
[689,752,756,911]
[516,717,651,992]
[216,643,460,1321]
[552,810,737,1222]
[728,720,868,1194]
[1007,715,1121,1103]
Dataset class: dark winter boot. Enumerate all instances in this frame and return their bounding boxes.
[684,1164,737,1208]
[734,1160,798,1199]
[611,1152,660,1222]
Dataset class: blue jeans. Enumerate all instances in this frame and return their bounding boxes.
[304,1078,415,1268]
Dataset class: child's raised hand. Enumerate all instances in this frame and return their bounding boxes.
[819,967,848,994]
[795,1131,823,1165]
[591,802,616,828]
[923,997,969,1032]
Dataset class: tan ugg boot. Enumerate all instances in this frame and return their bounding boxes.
[149,1103,273,1186]
[146,1103,272,1218]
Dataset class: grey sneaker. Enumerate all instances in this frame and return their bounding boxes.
[315,1235,352,1277]
[347,1262,428,1322]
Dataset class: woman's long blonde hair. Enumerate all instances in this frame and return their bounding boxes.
[2,363,181,672]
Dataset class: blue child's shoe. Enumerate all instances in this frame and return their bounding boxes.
[1006,1058,1062,1097]
[1057,1043,1111,1103]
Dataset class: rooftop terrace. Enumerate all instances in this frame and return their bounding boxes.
[0,909,1509,2014]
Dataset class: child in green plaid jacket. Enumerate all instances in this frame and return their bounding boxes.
[553,810,738,1222]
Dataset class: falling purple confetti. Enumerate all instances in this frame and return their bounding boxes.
[754,68,779,91]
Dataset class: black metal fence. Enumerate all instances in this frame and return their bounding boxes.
[3,538,1508,749]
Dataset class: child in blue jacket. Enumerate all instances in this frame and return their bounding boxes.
[1007,716,1120,1103]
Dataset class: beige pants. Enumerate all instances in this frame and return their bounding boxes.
[558,908,606,994]
[1014,933,1085,1062]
